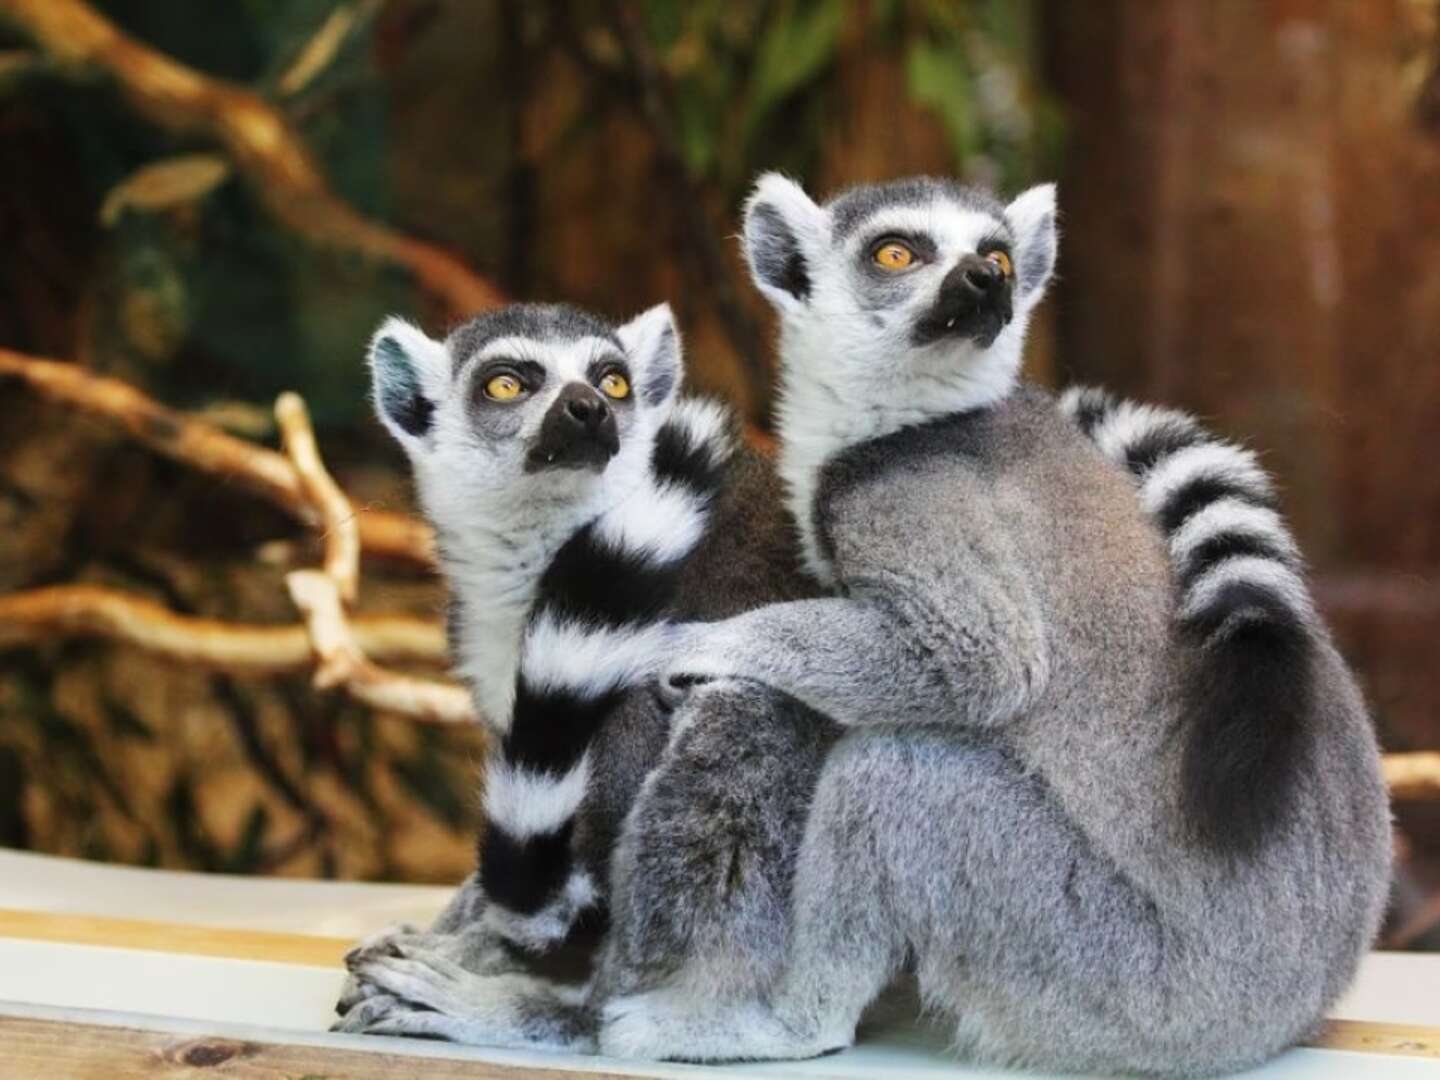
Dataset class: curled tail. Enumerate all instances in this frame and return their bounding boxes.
[478,399,735,947]
[1060,387,1317,854]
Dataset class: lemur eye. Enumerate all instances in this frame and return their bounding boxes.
[598,371,631,400]
[872,241,917,272]
[484,373,526,401]
[985,249,1014,278]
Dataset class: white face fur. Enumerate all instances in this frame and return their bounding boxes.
[367,302,683,551]
[740,173,1059,582]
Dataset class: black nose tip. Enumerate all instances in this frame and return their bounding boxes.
[565,395,609,427]
[960,255,1005,294]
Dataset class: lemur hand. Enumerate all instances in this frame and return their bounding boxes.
[655,622,745,711]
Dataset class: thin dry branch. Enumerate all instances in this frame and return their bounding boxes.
[274,390,477,725]
[0,0,503,317]
[286,570,475,725]
[0,347,436,568]
[0,584,446,671]
[276,392,361,603]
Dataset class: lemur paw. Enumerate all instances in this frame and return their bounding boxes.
[343,922,422,968]
[655,671,713,712]
[332,991,408,1033]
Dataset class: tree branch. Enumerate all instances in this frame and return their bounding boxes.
[273,393,477,726]
[0,347,436,568]
[276,392,361,603]
[285,570,475,725]
[0,0,503,318]
[0,584,446,671]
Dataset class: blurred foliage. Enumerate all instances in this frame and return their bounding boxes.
[0,0,1052,879]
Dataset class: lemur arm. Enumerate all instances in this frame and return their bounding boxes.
[662,578,1049,729]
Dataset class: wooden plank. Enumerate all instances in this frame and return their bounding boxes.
[2,1013,1440,1080]
[0,1015,640,1079]
[0,909,347,968]
[3,908,1439,1065]
[1313,1019,1440,1059]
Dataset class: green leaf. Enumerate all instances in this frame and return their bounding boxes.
[743,0,846,144]
[905,39,976,166]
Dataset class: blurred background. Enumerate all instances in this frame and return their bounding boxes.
[0,1,1436,947]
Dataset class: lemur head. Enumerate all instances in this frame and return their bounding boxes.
[368,302,681,536]
[741,174,1058,426]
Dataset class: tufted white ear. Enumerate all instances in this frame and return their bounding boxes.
[741,172,828,312]
[1004,183,1059,305]
[367,316,451,451]
[616,303,682,410]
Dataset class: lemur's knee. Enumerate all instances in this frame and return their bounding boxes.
[609,682,832,987]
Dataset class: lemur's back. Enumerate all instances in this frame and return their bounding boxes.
[814,386,1389,994]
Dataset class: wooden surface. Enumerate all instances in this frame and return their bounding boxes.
[2,908,1439,1068]
[0,1015,642,1080]
[0,908,348,968]
[1317,1019,1440,1059]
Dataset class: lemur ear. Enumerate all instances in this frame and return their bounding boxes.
[741,172,826,312]
[1004,183,1058,305]
[616,303,682,410]
[367,316,450,448]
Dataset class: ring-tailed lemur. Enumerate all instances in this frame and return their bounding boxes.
[338,301,820,1026]
[582,176,1389,1074]
[359,301,731,947]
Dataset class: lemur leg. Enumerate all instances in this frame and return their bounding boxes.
[594,679,838,1040]
[600,725,1168,1068]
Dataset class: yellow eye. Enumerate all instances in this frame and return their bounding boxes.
[598,371,631,400]
[484,373,525,401]
[985,249,1014,278]
[872,241,916,271]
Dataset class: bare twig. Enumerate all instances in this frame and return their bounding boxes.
[0,0,504,317]
[0,584,446,671]
[274,391,477,726]
[286,570,475,725]
[275,392,361,603]
[0,347,436,568]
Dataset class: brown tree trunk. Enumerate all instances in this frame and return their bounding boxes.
[1044,0,1440,767]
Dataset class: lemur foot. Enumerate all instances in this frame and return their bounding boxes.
[332,991,410,1033]
[343,948,594,1050]
[599,987,850,1062]
[338,923,521,1017]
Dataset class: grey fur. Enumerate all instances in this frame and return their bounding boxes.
[829,176,1007,241]
[446,303,620,373]
[612,390,1390,1075]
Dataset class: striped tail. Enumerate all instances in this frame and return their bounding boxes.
[477,399,735,947]
[1060,387,1317,854]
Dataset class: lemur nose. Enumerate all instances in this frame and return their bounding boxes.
[959,254,1004,293]
[565,393,609,427]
